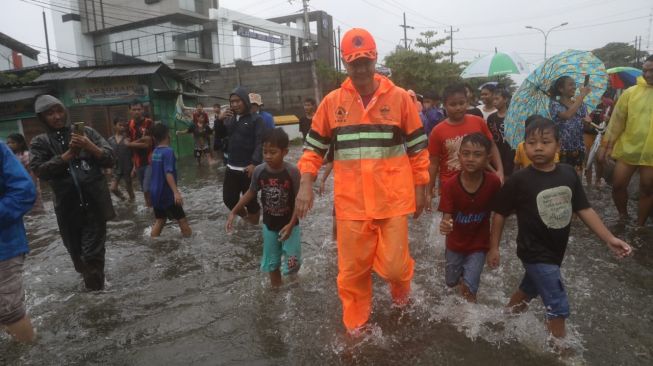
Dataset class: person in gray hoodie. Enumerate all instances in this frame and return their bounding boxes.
[29,95,115,291]
[214,86,264,224]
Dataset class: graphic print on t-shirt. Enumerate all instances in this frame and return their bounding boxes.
[261,178,291,217]
[444,135,464,173]
[536,186,572,229]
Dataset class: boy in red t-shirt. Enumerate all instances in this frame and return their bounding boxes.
[427,84,503,209]
[438,133,501,302]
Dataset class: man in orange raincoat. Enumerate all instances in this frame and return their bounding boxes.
[295,28,430,332]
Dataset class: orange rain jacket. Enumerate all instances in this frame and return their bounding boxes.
[298,74,430,220]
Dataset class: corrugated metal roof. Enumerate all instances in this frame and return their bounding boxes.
[0,86,51,103]
[34,64,164,82]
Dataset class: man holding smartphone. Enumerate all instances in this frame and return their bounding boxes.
[214,86,264,224]
[29,95,115,291]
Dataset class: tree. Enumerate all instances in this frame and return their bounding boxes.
[592,42,649,69]
[384,31,461,94]
[315,60,346,94]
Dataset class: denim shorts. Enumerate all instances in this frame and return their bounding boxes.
[519,262,570,319]
[261,224,301,275]
[445,249,486,294]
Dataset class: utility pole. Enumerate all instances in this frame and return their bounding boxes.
[42,9,51,64]
[444,26,459,63]
[337,26,341,72]
[647,7,652,50]
[302,0,311,61]
[399,12,414,49]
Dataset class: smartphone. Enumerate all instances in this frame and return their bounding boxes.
[583,75,590,87]
[73,122,85,135]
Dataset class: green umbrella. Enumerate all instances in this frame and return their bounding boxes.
[461,52,529,78]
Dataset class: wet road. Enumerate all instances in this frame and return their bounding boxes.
[2,144,652,365]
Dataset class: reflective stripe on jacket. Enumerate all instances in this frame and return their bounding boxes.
[297,74,429,220]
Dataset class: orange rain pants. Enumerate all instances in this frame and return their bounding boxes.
[336,215,414,331]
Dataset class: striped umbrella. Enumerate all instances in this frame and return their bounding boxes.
[460,52,529,78]
[607,66,642,89]
[504,49,608,149]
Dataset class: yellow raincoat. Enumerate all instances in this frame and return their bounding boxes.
[604,77,653,166]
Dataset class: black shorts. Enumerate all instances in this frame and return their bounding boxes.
[559,150,585,170]
[154,204,186,220]
[223,167,261,214]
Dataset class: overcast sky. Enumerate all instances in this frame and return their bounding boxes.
[2,0,651,68]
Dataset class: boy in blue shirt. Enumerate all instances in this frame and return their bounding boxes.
[149,123,192,237]
[226,128,301,286]
[490,116,631,340]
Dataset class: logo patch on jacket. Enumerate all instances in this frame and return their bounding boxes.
[335,106,347,123]
[380,105,391,119]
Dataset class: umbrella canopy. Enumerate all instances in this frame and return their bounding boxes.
[504,49,608,149]
[607,66,642,89]
[460,52,529,78]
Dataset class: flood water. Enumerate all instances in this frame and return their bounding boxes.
[2,144,652,365]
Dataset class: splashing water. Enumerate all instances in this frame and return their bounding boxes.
[1,145,651,366]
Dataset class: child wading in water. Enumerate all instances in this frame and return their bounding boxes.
[438,133,501,302]
[149,123,192,237]
[226,128,301,286]
[107,118,135,201]
[176,113,216,166]
[489,116,631,340]
[427,83,504,210]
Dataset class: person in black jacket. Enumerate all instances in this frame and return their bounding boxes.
[214,87,264,224]
[29,95,115,291]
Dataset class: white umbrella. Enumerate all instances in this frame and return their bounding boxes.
[461,52,530,79]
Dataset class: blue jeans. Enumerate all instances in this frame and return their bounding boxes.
[445,249,486,294]
[519,262,570,319]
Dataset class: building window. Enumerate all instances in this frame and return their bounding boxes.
[131,38,140,56]
[155,33,165,53]
[94,45,103,63]
[115,41,124,54]
[179,0,195,12]
[187,37,198,54]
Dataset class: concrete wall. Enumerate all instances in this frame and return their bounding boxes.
[196,61,318,117]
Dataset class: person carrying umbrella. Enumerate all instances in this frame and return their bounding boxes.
[548,76,591,175]
[599,55,653,226]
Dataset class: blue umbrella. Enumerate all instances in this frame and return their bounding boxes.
[607,66,642,89]
[504,50,608,149]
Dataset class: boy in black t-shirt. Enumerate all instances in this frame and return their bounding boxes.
[489,116,631,340]
[226,128,301,286]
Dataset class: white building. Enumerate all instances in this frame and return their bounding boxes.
[50,0,334,70]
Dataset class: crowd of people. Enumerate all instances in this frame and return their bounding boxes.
[1,27,651,348]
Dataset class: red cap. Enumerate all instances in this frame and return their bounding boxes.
[340,28,377,63]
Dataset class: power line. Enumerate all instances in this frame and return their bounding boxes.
[21,0,298,58]
[383,0,451,27]
[455,15,650,42]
